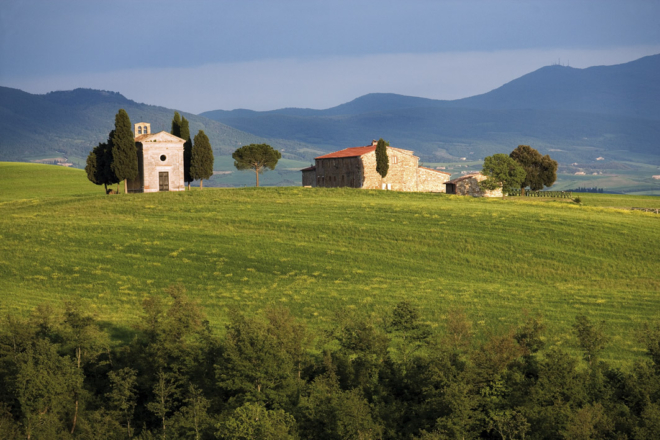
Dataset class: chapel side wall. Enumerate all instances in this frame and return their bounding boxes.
[127,143,145,193]
[417,168,450,192]
[315,157,362,187]
[142,142,185,192]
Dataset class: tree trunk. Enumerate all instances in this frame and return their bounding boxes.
[71,400,78,434]
[521,187,525,196]
[124,179,128,194]
[256,169,259,187]
[200,179,203,189]
[187,182,190,191]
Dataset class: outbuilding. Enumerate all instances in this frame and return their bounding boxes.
[444,173,503,197]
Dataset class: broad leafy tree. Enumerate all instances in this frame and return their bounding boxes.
[510,145,558,194]
[376,138,389,179]
[110,109,138,194]
[480,153,526,198]
[232,143,281,187]
[190,130,214,189]
[85,137,120,193]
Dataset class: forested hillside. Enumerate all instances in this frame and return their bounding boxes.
[0,87,321,163]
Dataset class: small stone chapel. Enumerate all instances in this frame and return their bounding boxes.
[127,122,185,193]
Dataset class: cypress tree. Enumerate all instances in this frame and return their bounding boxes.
[376,138,389,180]
[180,117,193,190]
[170,112,182,139]
[190,130,214,189]
[110,109,137,194]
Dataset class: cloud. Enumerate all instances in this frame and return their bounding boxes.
[3,45,660,114]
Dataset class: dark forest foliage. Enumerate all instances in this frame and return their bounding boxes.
[1,289,659,439]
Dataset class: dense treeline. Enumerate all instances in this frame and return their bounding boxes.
[1,285,659,439]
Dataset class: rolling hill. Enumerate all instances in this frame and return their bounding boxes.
[0,87,322,164]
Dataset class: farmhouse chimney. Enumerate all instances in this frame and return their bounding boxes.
[372,140,378,146]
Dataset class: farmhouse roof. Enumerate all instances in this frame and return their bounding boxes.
[300,165,316,172]
[445,172,483,184]
[418,166,451,175]
[315,146,377,159]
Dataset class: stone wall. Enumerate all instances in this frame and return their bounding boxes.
[453,174,503,198]
[361,147,419,191]
[416,167,450,192]
[302,169,316,187]
[315,157,363,188]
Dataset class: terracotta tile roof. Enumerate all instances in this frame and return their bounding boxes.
[315,146,376,159]
[446,172,483,185]
[418,166,451,175]
[300,166,316,172]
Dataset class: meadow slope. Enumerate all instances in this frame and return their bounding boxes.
[1,162,659,366]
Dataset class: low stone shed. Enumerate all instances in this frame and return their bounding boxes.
[301,140,451,192]
[444,173,503,197]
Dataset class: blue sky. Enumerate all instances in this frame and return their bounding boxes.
[1,0,659,113]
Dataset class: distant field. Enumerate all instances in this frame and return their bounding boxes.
[1,162,659,367]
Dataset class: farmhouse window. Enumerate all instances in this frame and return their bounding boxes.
[160,155,167,162]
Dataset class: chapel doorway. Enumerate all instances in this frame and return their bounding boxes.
[159,172,169,191]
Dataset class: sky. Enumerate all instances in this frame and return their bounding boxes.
[1,0,660,113]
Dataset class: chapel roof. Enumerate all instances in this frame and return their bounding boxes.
[135,131,185,143]
[300,166,316,172]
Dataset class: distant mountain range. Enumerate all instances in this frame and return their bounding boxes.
[1,54,659,167]
[201,54,660,163]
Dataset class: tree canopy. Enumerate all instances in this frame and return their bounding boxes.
[480,153,526,197]
[510,145,558,192]
[376,138,389,179]
[85,134,119,193]
[110,109,137,194]
[190,130,214,189]
[1,294,660,439]
[232,143,281,187]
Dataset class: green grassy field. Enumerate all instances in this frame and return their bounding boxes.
[1,162,659,367]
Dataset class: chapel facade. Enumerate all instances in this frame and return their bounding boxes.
[127,123,186,193]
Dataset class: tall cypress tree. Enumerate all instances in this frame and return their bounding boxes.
[376,138,389,180]
[110,109,137,194]
[190,130,214,189]
[171,112,182,139]
[180,117,193,190]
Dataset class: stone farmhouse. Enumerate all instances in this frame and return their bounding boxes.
[127,122,185,193]
[301,140,451,192]
[445,173,503,197]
